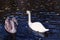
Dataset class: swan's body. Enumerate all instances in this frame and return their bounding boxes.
[9,20,16,33]
[5,17,18,33]
[26,11,49,33]
[29,22,49,32]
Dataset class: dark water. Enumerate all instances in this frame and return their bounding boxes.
[0,11,60,40]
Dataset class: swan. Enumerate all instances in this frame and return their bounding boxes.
[26,10,49,33]
[5,17,18,33]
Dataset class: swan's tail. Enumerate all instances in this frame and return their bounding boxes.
[45,29,49,32]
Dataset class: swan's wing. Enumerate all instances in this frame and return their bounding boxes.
[5,18,12,32]
[30,23,49,32]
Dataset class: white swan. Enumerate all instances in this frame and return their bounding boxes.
[26,10,49,33]
[5,17,18,33]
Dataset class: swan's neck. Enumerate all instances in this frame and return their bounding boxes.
[10,20,16,33]
[28,13,31,24]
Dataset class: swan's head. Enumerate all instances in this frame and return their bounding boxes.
[26,10,31,14]
[12,17,18,25]
[5,17,10,22]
